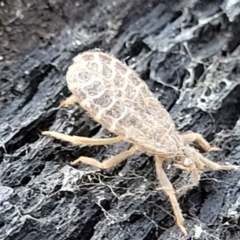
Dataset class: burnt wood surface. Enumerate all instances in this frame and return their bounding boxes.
[1,0,240,239]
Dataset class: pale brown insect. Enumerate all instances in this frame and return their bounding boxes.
[42,50,238,236]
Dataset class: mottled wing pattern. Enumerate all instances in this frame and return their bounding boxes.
[66,51,180,156]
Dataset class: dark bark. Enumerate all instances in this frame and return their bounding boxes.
[1,0,240,239]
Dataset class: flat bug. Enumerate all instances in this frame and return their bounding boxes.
[42,50,239,236]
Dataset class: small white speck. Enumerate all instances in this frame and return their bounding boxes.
[229,210,238,216]
[194,225,203,239]
[24,70,30,75]
[16,9,24,19]
[0,186,13,203]
[75,40,81,46]
[0,56,3,61]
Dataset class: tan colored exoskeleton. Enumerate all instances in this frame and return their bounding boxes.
[42,50,238,236]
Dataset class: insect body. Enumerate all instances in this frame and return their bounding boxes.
[67,51,180,157]
[42,50,238,236]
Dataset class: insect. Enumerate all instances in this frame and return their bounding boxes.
[42,50,238,236]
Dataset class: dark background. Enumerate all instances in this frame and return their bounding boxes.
[1,0,240,239]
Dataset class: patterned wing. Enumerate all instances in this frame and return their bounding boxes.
[66,51,180,156]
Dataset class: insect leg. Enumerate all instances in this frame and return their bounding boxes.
[70,145,138,168]
[181,132,220,152]
[42,131,123,145]
[155,156,188,236]
[60,95,78,107]
[199,156,239,171]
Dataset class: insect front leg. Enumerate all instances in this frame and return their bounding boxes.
[155,156,188,236]
[42,131,123,146]
[199,155,239,171]
[70,145,138,168]
[181,132,220,152]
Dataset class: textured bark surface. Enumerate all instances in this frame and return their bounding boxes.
[1,0,240,239]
